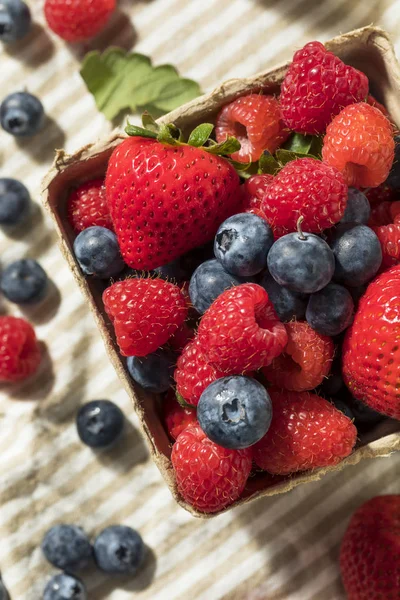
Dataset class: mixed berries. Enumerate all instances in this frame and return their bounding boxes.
[63,38,400,515]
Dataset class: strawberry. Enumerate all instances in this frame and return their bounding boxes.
[105,123,242,270]
[340,495,400,600]
[342,265,400,419]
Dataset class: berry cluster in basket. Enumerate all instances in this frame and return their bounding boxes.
[69,40,400,514]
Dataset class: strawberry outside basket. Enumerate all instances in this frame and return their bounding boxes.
[43,25,400,518]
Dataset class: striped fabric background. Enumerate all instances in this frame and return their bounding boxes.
[0,1,400,598]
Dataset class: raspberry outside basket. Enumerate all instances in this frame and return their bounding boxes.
[42,26,400,518]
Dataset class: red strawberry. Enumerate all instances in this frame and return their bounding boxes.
[253,389,357,475]
[263,321,334,392]
[103,278,188,356]
[163,390,197,440]
[197,283,288,374]
[171,424,252,513]
[342,265,400,419]
[106,135,241,270]
[44,0,115,42]
[340,495,400,600]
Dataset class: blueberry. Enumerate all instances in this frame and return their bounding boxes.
[154,258,189,283]
[189,259,252,314]
[0,579,8,600]
[0,92,44,137]
[350,398,384,425]
[155,242,214,284]
[348,284,367,307]
[386,134,400,190]
[306,283,354,336]
[0,259,48,304]
[214,213,274,276]
[340,188,370,224]
[0,178,31,226]
[0,0,31,43]
[41,525,92,571]
[197,376,272,450]
[76,400,125,448]
[332,399,354,421]
[43,574,87,600]
[127,348,176,394]
[259,271,308,321]
[267,220,335,294]
[73,226,124,279]
[330,224,382,287]
[94,525,145,575]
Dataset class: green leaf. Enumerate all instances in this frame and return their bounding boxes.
[142,111,160,133]
[310,135,323,158]
[206,136,241,156]
[157,123,182,146]
[284,133,314,154]
[276,148,319,165]
[80,48,202,121]
[258,151,280,175]
[176,392,195,410]
[188,123,214,147]
[125,123,157,139]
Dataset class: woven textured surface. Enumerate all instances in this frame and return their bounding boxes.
[0,1,400,599]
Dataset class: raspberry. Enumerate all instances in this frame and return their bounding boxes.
[261,157,348,234]
[390,201,400,221]
[241,174,273,216]
[322,103,395,188]
[174,337,226,406]
[44,0,115,42]
[163,390,197,440]
[67,179,112,232]
[0,316,41,382]
[103,278,188,357]
[367,95,399,134]
[215,94,289,164]
[253,389,357,475]
[340,495,400,600]
[280,41,369,134]
[263,321,334,392]
[171,424,252,513]
[365,184,398,206]
[197,283,288,373]
[368,201,393,227]
[372,224,400,269]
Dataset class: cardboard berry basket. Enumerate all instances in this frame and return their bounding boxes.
[43,26,400,518]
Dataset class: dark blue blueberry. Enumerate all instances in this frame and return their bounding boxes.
[267,226,335,294]
[0,579,7,600]
[259,271,308,322]
[332,399,354,421]
[197,376,272,450]
[350,398,384,425]
[306,283,354,336]
[348,284,368,307]
[43,574,87,600]
[214,213,274,276]
[0,259,48,304]
[127,348,176,394]
[41,525,92,571]
[340,188,370,224]
[386,134,400,190]
[94,525,145,575]
[76,400,125,448]
[73,226,124,279]
[0,178,31,226]
[189,258,253,314]
[154,242,214,284]
[330,224,382,287]
[0,0,31,43]
[0,91,44,137]
[154,258,189,283]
